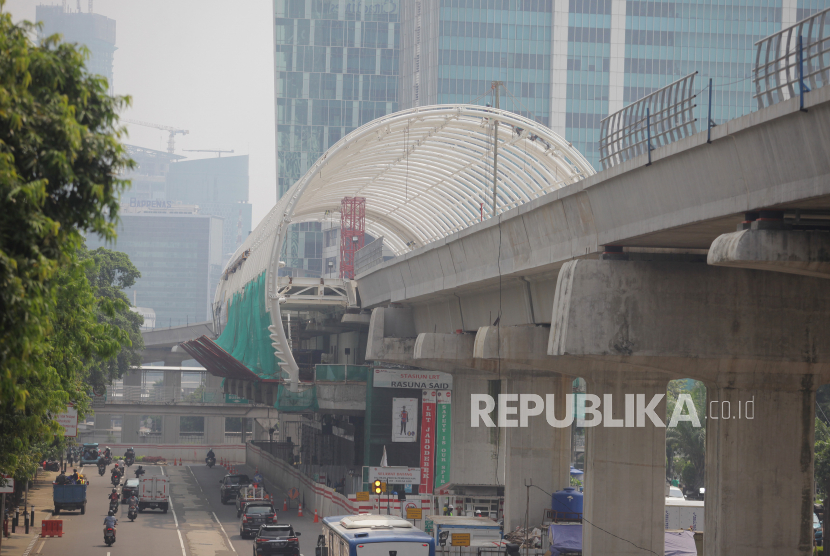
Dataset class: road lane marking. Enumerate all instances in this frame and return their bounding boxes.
[211,512,238,554]
[164,465,189,556]
[187,466,204,493]
[36,541,45,554]
[21,534,40,556]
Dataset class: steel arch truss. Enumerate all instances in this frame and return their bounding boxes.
[214,105,595,388]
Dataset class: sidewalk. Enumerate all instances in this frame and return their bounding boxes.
[1,471,58,556]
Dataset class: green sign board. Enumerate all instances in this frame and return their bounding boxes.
[435,390,452,488]
[225,393,249,404]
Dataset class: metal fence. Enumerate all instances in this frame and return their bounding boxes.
[599,72,698,170]
[106,385,230,404]
[754,7,830,110]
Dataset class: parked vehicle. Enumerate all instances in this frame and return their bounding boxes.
[253,525,300,556]
[43,460,60,472]
[239,502,277,539]
[220,474,252,505]
[814,512,823,547]
[237,486,268,517]
[138,476,169,513]
[122,478,140,503]
[52,483,87,515]
[664,498,704,532]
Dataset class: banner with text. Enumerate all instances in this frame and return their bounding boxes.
[435,390,452,488]
[367,466,421,485]
[56,405,78,437]
[420,389,437,494]
[374,368,453,390]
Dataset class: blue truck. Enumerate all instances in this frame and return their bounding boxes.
[53,483,87,515]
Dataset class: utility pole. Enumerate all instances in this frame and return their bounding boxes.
[491,81,502,219]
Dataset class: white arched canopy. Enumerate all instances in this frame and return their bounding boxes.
[214,105,595,388]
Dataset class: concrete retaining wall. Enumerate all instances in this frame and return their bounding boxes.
[246,443,432,518]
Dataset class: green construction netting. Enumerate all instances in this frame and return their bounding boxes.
[275,384,318,412]
[216,272,284,380]
[315,365,369,382]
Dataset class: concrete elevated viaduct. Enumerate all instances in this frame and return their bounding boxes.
[356,84,830,555]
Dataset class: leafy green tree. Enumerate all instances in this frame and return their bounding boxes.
[665,380,707,491]
[80,244,144,387]
[0,8,132,477]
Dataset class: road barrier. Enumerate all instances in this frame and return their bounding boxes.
[40,520,63,538]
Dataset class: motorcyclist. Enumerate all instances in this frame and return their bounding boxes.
[103,510,118,538]
[103,446,112,460]
[124,447,135,460]
[98,455,107,468]
[127,494,139,517]
[109,488,119,504]
[206,448,215,460]
[134,465,145,478]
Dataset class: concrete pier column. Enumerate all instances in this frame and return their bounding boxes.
[583,371,667,556]
[162,415,180,444]
[502,373,573,530]
[122,370,142,444]
[205,416,225,447]
[705,373,816,556]
[163,370,182,401]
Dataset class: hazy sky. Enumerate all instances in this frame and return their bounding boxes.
[4,0,277,228]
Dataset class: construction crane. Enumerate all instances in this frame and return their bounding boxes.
[182,149,235,158]
[123,119,189,154]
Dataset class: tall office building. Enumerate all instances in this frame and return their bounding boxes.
[36,4,116,93]
[121,147,253,263]
[273,0,400,277]
[401,0,822,168]
[167,155,253,260]
[86,206,224,327]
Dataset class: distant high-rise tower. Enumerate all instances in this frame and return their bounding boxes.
[272,0,400,277]
[36,4,116,93]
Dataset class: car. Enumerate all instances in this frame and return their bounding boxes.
[815,512,823,547]
[239,502,277,539]
[253,525,300,556]
[220,474,252,504]
[667,486,685,500]
[121,478,140,503]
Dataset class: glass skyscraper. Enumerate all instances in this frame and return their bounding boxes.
[400,0,823,168]
[273,0,400,277]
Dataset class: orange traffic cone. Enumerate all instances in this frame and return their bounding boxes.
[314,509,319,523]
[283,499,288,511]
[298,503,303,517]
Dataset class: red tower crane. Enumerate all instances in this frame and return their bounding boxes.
[339,197,366,280]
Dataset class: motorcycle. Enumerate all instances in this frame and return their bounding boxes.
[128,505,138,522]
[42,460,60,472]
[125,456,135,467]
[134,468,145,478]
[206,457,215,468]
[104,528,116,547]
[104,455,112,466]
[109,499,119,514]
[111,473,121,487]
[98,464,106,476]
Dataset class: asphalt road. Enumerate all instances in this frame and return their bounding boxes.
[41,462,319,556]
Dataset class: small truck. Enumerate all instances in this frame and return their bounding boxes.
[138,475,169,513]
[53,483,87,515]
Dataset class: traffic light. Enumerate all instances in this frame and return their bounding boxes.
[373,480,382,494]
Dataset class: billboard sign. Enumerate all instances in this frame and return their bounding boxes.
[392,397,418,442]
[56,405,78,437]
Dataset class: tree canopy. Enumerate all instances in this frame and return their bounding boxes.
[0,6,135,479]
